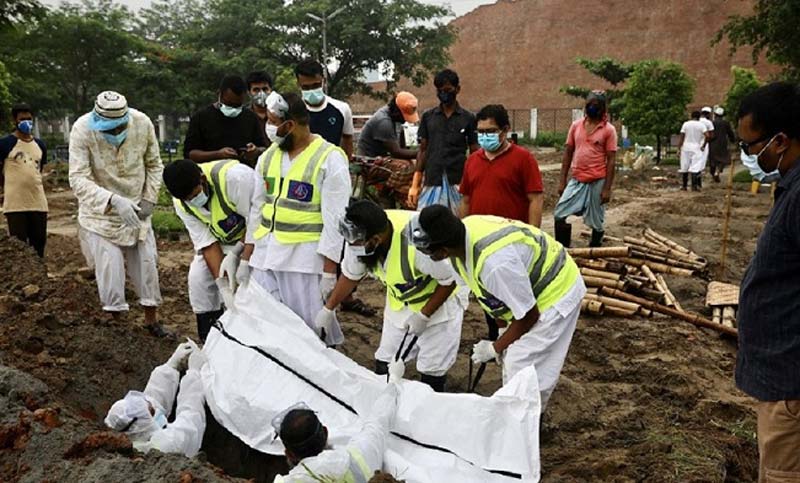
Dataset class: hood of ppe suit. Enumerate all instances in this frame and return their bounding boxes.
[104,390,166,441]
[284,449,352,482]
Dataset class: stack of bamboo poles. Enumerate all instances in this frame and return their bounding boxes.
[570,228,737,338]
[706,281,739,329]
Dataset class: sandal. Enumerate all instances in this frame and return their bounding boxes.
[340,297,377,317]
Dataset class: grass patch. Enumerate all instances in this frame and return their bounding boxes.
[659,156,679,166]
[157,185,175,207]
[529,131,567,148]
[642,429,726,481]
[733,170,753,183]
[151,209,184,238]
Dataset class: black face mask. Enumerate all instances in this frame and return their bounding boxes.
[437,90,456,105]
[586,104,602,119]
[279,133,295,152]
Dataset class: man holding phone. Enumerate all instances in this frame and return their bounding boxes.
[183,75,267,168]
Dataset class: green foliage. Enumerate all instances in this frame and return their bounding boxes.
[659,156,679,166]
[715,0,800,81]
[560,57,635,119]
[151,209,185,237]
[0,0,43,29]
[157,185,174,207]
[734,169,753,183]
[531,131,566,148]
[621,60,694,139]
[0,60,12,129]
[724,66,762,122]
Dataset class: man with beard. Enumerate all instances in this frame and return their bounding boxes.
[315,200,466,392]
[553,90,618,248]
[247,92,351,345]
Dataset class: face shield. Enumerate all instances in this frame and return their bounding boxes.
[337,216,368,245]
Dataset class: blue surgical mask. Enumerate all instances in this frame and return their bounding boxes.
[302,88,325,106]
[478,132,502,152]
[219,103,242,118]
[102,130,128,147]
[187,189,209,208]
[153,409,168,429]
[17,120,33,135]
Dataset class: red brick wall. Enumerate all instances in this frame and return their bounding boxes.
[348,0,777,116]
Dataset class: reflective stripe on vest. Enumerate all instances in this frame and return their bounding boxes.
[372,210,439,312]
[254,138,337,243]
[345,447,372,483]
[457,216,578,321]
[176,159,246,245]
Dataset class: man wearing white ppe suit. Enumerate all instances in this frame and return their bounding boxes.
[104,340,207,457]
[162,158,255,341]
[273,367,403,482]
[677,110,709,192]
[248,91,351,345]
[316,200,466,392]
[69,91,169,337]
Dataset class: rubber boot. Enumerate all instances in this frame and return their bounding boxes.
[750,180,761,194]
[681,173,689,191]
[420,374,447,392]
[697,173,703,189]
[554,218,572,248]
[196,309,224,342]
[374,359,389,375]
[691,173,700,192]
[589,229,604,248]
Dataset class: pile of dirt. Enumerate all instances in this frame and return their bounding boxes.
[0,233,237,482]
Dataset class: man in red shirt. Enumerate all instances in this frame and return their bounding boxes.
[459,104,544,340]
[554,91,618,248]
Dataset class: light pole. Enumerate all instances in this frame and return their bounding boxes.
[306,6,346,83]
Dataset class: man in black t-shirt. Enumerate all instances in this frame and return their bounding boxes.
[183,75,266,167]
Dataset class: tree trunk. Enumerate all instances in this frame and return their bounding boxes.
[656,135,662,164]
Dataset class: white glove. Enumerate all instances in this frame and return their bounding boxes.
[471,340,500,365]
[388,358,405,383]
[219,251,241,292]
[187,340,207,372]
[320,272,337,302]
[110,195,141,227]
[236,261,251,291]
[404,312,430,335]
[314,306,335,338]
[167,341,194,369]
[138,200,155,220]
[215,277,235,311]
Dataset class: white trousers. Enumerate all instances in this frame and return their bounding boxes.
[374,301,464,377]
[502,301,580,410]
[79,227,162,312]
[188,245,238,314]
[252,268,344,346]
[680,144,705,173]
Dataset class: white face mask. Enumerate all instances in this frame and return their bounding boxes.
[265,124,282,144]
[349,241,376,257]
[187,189,208,208]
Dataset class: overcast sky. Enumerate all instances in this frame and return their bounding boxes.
[41,0,496,17]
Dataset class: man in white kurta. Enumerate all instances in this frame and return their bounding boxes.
[247,92,351,345]
[162,158,255,341]
[69,91,169,337]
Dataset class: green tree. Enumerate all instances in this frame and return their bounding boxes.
[715,0,800,80]
[0,0,43,29]
[724,66,761,123]
[0,60,12,129]
[1,0,143,118]
[560,57,635,118]
[621,60,694,162]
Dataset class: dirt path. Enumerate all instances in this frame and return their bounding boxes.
[1,164,771,482]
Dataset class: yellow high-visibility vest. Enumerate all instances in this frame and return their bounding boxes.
[253,138,341,243]
[454,215,579,321]
[174,159,245,245]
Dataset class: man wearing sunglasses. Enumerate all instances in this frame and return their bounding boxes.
[69,91,170,337]
[734,82,800,482]
[315,200,466,392]
[412,205,584,410]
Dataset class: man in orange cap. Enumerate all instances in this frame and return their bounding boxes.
[356,92,419,160]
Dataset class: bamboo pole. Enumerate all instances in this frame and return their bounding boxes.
[629,249,706,271]
[643,228,691,255]
[640,264,661,288]
[712,307,721,325]
[580,267,622,281]
[574,258,628,274]
[586,287,599,294]
[719,155,736,279]
[569,247,631,258]
[585,293,653,317]
[604,306,638,317]
[722,306,736,328]
[581,299,604,315]
[583,276,627,290]
[598,287,738,337]
[613,257,695,277]
[624,236,705,264]
[630,286,667,303]
[656,274,684,313]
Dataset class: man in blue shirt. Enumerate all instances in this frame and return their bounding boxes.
[735,82,800,482]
